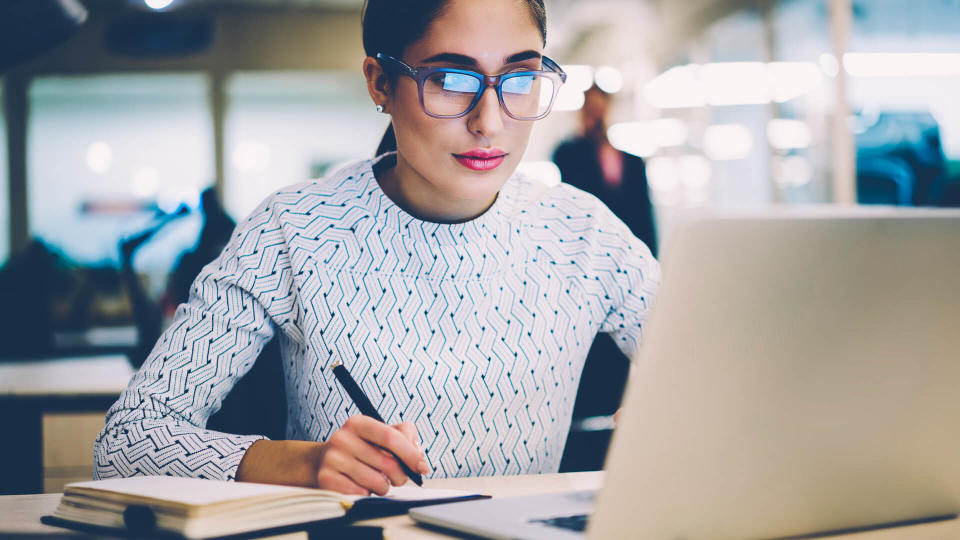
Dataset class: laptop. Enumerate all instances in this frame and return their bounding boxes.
[410,209,960,539]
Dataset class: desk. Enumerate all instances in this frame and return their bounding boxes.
[1,472,958,539]
[0,355,134,495]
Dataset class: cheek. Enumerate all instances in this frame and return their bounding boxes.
[398,116,452,157]
[391,88,444,148]
[506,121,535,152]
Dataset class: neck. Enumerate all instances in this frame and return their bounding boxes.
[583,119,607,144]
[376,154,497,224]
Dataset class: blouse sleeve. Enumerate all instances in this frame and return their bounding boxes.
[594,209,662,359]
[94,196,297,481]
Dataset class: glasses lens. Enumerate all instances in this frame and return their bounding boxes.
[501,74,556,119]
[422,71,482,117]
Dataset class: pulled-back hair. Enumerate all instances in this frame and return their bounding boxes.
[362,0,547,156]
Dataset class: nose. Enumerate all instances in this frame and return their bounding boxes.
[465,85,504,140]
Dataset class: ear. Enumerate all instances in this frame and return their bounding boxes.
[363,56,392,113]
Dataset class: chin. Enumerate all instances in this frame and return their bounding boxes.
[448,184,500,206]
[454,170,511,198]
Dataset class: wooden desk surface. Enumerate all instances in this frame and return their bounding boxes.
[2,472,959,539]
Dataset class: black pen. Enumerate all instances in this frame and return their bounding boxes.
[330,361,424,486]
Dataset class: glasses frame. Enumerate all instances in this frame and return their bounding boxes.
[375,52,568,121]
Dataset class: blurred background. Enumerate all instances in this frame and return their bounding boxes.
[1,0,958,494]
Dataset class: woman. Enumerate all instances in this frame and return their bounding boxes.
[94,0,660,496]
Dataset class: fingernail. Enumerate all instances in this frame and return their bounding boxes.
[419,460,430,475]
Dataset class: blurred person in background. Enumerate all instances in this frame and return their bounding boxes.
[95,0,659,496]
[553,84,657,256]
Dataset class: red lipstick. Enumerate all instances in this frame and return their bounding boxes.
[453,148,507,171]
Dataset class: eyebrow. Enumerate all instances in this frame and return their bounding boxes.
[420,50,543,67]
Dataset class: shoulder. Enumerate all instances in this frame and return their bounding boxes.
[508,172,655,267]
[506,172,624,232]
[269,160,373,208]
[235,159,375,229]
[553,136,590,156]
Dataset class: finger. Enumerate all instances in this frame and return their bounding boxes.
[338,429,408,486]
[335,452,393,496]
[393,421,420,448]
[316,463,369,496]
[347,416,428,475]
[392,423,430,474]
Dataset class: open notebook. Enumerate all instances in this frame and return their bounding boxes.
[42,476,488,539]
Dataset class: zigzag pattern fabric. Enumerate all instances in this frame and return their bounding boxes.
[94,155,660,481]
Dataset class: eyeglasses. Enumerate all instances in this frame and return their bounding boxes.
[375,53,567,121]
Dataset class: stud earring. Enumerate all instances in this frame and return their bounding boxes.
[375,104,385,113]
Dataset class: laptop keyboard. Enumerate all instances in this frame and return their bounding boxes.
[531,513,591,532]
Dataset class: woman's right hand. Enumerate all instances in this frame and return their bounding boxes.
[236,417,429,495]
[314,415,429,496]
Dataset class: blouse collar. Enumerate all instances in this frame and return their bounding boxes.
[358,153,516,247]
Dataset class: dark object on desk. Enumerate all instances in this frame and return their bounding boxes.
[41,515,384,540]
[123,504,158,536]
[0,241,139,361]
[331,362,424,486]
[0,0,87,72]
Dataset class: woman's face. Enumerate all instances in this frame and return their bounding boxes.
[377,0,544,222]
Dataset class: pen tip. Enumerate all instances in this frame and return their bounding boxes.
[330,362,342,370]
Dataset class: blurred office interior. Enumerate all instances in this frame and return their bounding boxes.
[1,0,958,494]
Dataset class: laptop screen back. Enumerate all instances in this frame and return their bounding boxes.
[591,210,960,539]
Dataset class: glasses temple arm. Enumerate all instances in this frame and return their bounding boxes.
[541,56,567,82]
[375,53,418,77]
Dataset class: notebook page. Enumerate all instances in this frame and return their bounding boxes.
[66,477,319,506]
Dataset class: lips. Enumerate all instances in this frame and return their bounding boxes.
[453,148,507,171]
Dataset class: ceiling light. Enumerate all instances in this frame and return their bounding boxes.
[643,65,705,109]
[86,141,113,175]
[594,66,623,94]
[560,65,595,92]
[767,119,812,150]
[144,0,175,11]
[608,119,688,157]
[704,124,753,161]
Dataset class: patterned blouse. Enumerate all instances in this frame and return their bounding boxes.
[94,155,660,481]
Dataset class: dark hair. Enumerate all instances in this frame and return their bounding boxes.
[585,83,613,99]
[362,0,547,156]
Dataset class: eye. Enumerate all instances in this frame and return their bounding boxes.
[431,72,480,93]
[502,74,535,95]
